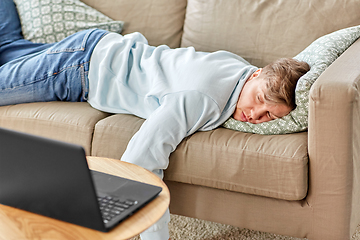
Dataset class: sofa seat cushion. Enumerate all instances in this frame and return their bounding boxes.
[0,102,111,154]
[92,114,308,201]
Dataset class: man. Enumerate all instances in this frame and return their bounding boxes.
[0,0,309,239]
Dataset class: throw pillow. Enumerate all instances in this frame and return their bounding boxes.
[14,0,124,44]
[222,25,360,134]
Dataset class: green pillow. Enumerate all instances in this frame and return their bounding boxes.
[14,0,124,44]
[223,25,360,134]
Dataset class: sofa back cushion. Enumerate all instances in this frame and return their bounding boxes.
[81,0,187,48]
[181,0,360,67]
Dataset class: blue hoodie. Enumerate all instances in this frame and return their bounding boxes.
[88,32,257,178]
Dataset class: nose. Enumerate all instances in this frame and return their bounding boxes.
[249,106,268,123]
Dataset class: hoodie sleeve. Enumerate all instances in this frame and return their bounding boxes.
[120,91,220,178]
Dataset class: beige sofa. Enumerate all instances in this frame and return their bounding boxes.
[2,0,360,239]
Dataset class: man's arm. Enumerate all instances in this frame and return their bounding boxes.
[120,91,220,178]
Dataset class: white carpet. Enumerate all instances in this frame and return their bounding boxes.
[130,214,360,240]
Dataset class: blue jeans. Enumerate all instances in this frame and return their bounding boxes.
[0,0,108,106]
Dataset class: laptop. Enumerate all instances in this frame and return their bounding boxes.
[0,127,162,232]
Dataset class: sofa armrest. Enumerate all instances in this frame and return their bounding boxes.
[308,38,360,239]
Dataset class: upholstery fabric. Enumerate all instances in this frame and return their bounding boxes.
[181,0,360,67]
[92,114,309,201]
[0,102,110,154]
[81,0,187,48]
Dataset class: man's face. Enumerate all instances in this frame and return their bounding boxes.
[233,69,292,124]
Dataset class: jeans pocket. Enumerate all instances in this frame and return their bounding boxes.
[46,29,96,54]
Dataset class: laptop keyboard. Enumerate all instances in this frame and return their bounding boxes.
[98,195,138,223]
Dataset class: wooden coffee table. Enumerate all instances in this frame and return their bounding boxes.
[0,156,170,240]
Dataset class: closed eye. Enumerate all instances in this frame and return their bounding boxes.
[268,112,282,120]
[267,111,277,120]
[267,112,272,119]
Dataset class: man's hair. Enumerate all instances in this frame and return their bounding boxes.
[261,58,310,110]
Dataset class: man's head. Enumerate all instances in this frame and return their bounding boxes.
[233,58,310,124]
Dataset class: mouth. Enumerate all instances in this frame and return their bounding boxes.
[240,111,248,122]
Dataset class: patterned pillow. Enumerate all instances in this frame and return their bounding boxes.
[222,25,360,134]
[14,0,124,44]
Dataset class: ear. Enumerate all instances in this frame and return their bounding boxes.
[248,68,262,81]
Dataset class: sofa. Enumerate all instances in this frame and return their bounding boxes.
[2,0,360,239]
